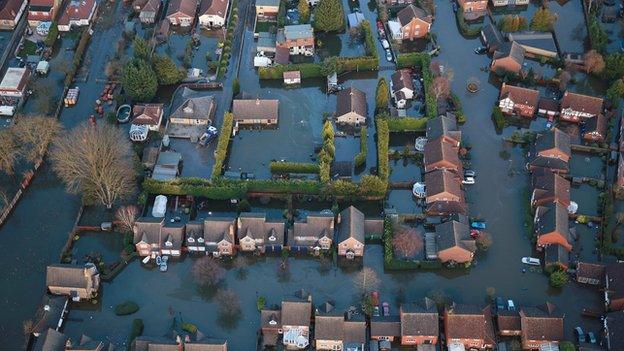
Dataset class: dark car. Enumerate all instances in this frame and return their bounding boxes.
[495,297,505,311]
[575,327,586,344]
[588,332,597,344]
[474,46,487,55]
[464,169,476,177]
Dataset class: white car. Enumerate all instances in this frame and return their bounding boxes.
[521,257,541,266]
[381,39,390,49]
[462,176,475,185]
[385,49,393,62]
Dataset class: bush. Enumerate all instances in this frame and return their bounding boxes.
[212,112,234,179]
[492,106,506,132]
[126,319,144,351]
[44,22,59,47]
[257,296,266,311]
[354,127,367,168]
[455,8,482,37]
[115,301,139,316]
[258,56,378,80]
[181,322,198,334]
[376,117,389,181]
[549,269,568,288]
[387,117,428,132]
[361,20,377,57]
[270,161,320,174]
[395,53,436,118]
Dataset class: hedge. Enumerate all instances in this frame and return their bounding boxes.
[65,29,92,86]
[216,0,238,78]
[455,8,482,38]
[44,22,59,47]
[383,219,441,270]
[395,52,437,118]
[361,20,377,58]
[115,301,139,316]
[211,112,234,180]
[354,126,367,167]
[387,117,427,132]
[258,56,378,80]
[270,161,320,174]
[126,319,144,351]
[376,117,389,181]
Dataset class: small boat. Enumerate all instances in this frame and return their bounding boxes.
[141,256,150,264]
[159,262,168,272]
[116,104,131,123]
[470,221,486,229]
[156,255,163,266]
[521,257,541,266]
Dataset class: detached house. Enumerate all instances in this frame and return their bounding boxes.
[444,304,495,350]
[133,217,185,258]
[167,0,197,26]
[391,69,414,108]
[390,5,431,42]
[0,0,26,30]
[237,212,285,253]
[315,314,366,351]
[255,0,279,21]
[560,91,603,123]
[46,264,100,301]
[498,83,539,118]
[289,212,334,254]
[277,24,314,56]
[132,103,164,132]
[576,262,605,285]
[199,0,229,27]
[335,206,366,259]
[436,219,476,264]
[185,217,236,257]
[336,87,367,125]
[519,303,564,350]
[458,0,487,20]
[425,169,467,216]
[400,298,439,346]
[528,128,571,174]
[530,169,570,208]
[169,93,216,126]
[583,114,607,142]
[426,115,461,148]
[133,0,161,23]
[533,202,572,251]
[57,0,97,31]
[281,299,313,349]
[423,137,463,175]
[491,41,525,76]
[260,309,282,348]
[232,98,279,126]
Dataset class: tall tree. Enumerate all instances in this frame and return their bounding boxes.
[353,267,380,294]
[152,55,184,85]
[375,77,389,113]
[392,226,423,257]
[13,116,62,163]
[192,256,224,287]
[115,205,139,233]
[0,129,18,175]
[298,0,310,23]
[313,0,345,32]
[607,79,624,104]
[49,123,136,208]
[530,7,556,31]
[431,76,451,101]
[603,53,624,80]
[583,49,605,74]
[122,59,158,102]
[133,37,150,60]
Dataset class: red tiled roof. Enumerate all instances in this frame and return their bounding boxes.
[167,0,197,17]
[500,83,539,106]
[58,0,96,25]
[560,91,603,116]
[0,0,25,21]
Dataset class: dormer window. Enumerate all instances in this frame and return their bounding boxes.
[165,241,173,247]
[187,237,195,243]
[197,237,205,243]
[268,234,276,242]
[269,319,277,325]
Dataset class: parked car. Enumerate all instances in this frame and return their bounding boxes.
[381,39,390,49]
[452,2,458,12]
[474,46,487,54]
[462,176,475,185]
[471,221,486,229]
[575,327,586,344]
[521,257,541,266]
[464,169,476,177]
[385,49,393,62]
[495,297,505,311]
[507,300,516,311]
[382,302,390,316]
[373,306,381,317]
[199,125,218,146]
[588,332,597,344]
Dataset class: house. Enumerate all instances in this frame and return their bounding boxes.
[277,24,315,56]
[519,303,564,350]
[232,98,279,126]
[426,115,461,148]
[538,98,560,118]
[133,0,160,23]
[199,0,229,27]
[497,310,521,336]
[237,212,285,253]
[0,0,26,29]
[544,243,569,269]
[498,83,539,118]
[491,41,525,76]
[560,91,603,123]
[528,128,571,174]
[132,103,164,132]
[436,219,476,264]
[444,304,495,350]
[530,169,570,208]
[423,137,463,175]
[391,69,414,108]
[46,264,100,301]
[68,334,114,350]
[336,87,367,125]
[132,336,178,350]
[481,23,503,53]
[458,0,487,19]
[508,31,559,59]
[255,0,279,21]
[370,316,401,342]
[400,298,439,345]
[393,5,432,41]
[583,114,607,142]
[0,67,29,98]
[533,202,572,251]
[33,328,69,351]
[282,299,312,349]
[260,309,282,348]
[133,217,185,257]
[169,93,216,125]
[604,310,624,351]
[283,70,301,85]
[31,295,69,338]
[289,212,334,254]
[576,262,605,285]
[167,0,197,26]
[57,0,97,31]
[315,314,366,351]
[606,263,624,311]
[257,32,277,56]
[185,339,228,351]
[425,170,467,216]
[28,0,60,26]
[336,206,365,259]
[186,217,236,257]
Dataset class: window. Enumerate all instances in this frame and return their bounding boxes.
[165,241,173,247]
[197,237,205,243]
[187,237,195,243]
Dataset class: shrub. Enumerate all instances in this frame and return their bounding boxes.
[376,116,389,181]
[549,269,568,288]
[114,301,139,316]
[44,22,59,47]
[257,296,266,311]
[270,161,320,174]
[386,117,427,132]
[212,112,234,179]
[126,319,144,351]
[492,106,506,132]
[360,20,377,57]
[354,127,367,168]
[181,322,198,334]
[258,57,378,80]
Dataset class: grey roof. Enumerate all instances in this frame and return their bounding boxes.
[606,310,624,351]
[238,212,285,245]
[493,41,525,65]
[508,31,558,55]
[435,220,476,253]
[370,316,401,337]
[261,309,282,328]
[400,298,439,337]
[157,151,182,167]
[535,128,571,156]
[534,202,569,239]
[232,99,279,121]
[391,69,414,93]
[344,318,366,343]
[203,217,236,244]
[481,23,503,49]
[315,315,345,340]
[32,295,68,334]
[257,32,276,50]
[281,300,312,326]
[336,87,367,118]
[291,212,335,246]
[255,0,279,6]
[33,329,68,351]
[283,24,313,40]
[170,89,216,122]
[133,337,178,351]
[337,206,365,244]
[544,244,569,267]
[46,264,90,289]
[426,115,461,143]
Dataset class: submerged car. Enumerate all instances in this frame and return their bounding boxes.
[474,46,487,54]
[385,49,393,62]
[462,176,475,185]
[522,257,541,266]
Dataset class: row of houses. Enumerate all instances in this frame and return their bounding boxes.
[133,206,384,259]
[133,0,230,26]
[261,294,565,351]
[457,0,530,20]
[0,0,99,30]
[576,262,624,312]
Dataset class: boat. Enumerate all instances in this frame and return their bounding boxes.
[412,182,426,198]
[521,257,541,266]
[156,255,163,266]
[141,256,150,264]
[116,104,131,123]
[470,221,486,229]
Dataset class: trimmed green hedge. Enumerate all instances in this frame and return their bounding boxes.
[115,301,139,316]
[354,126,367,167]
[216,0,238,78]
[387,117,427,132]
[361,20,377,58]
[258,56,378,80]
[376,117,389,181]
[455,8,482,38]
[395,53,436,119]
[211,112,234,180]
[270,161,320,174]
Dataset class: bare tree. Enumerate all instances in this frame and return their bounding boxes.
[115,205,139,233]
[0,129,18,175]
[584,50,605,74]
[22,319,34,336]
[431,76,451,101]
[0,188,8,211]
[192,256,224,287]
[13,116,62,163]
[49,123,136,209]
[558,71,572,91]
[353,267,380,295]
[476,232,493,251]
[392,226,424,258]
[215,289,241,318]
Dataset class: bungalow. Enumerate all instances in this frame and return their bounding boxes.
[583,114,607,142]
[237,213,285,254]
[426,115,461,148]
[282,299,313,349]
[132,103,164,132]
[232,98,279,126]
[491,41,525,76]
[185,217,236,257]
[606,263,624,311]
[260,309,282,348]
[498,83,539,118]
[315,314,366,351]
[0,0,26,30]
[519,302,564,350]
[400,298,439,346]
[458,0,487,20]
[576,262,605,285]
[444,304,495,350]
[283,70,301,85]
[289,212,335,254]
[508,31,559,59]
[391,5,432,41]
[255,0,279,21]
[166,0,197,26]
[423,137,463,175]
[335,206,365,259]
[425,169,467,216]
[57,0,97,31]
[370,316,401,342]
[530,169,570,208]
[336,87,367,125]
[133,217,185,257]
[277,24,315,56]
[46,264,100,301]
[133,0,161,23]
[497,310,521,336]
[391,69,414,108]
[528,128,571,174]
[533,202,572,251]
[537,98,560,118]
[480,23,503,53]
[198,0,229,27]
[436,219,476,264]
[560,91,603,123]
[28,0,59,26]
[0,67,29,108]
[169,93,216,126]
